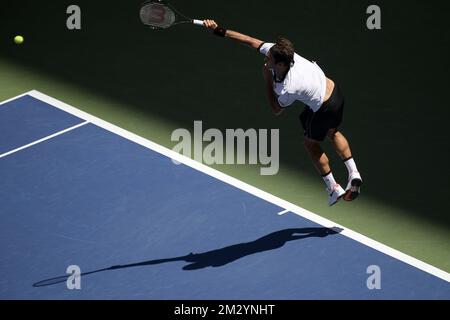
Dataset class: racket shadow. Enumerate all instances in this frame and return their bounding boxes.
[33,226,342,287]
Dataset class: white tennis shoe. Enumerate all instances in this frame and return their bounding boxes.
[327,184,345,206]
[344,171,363,201]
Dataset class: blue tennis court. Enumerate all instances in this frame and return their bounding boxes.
[1,91,449,299]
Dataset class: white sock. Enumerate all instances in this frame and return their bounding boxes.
[344,157,358,174]
[322,172,337,190]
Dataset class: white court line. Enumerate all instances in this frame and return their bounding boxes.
[3,90,449,283]
[0,91,32,107]
[277,209,290,216]
[0,121,89,159]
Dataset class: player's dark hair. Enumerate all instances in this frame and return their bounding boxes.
[271,37,295,66]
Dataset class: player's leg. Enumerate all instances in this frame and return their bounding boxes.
[327,129,351,159]
[303,137,330,175]
[327,129,362,201]
[322,81,362,202]
[303,138,344,206]
[300,103,345,206]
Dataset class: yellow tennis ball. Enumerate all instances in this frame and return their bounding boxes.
[14,35,24,44]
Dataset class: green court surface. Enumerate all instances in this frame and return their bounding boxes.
[0,0,449,273]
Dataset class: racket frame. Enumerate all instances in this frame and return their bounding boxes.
[140,0,202,29]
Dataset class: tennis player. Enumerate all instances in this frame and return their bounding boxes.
[203,19,362,206]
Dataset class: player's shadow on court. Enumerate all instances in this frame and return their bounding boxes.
[33,227,342,287]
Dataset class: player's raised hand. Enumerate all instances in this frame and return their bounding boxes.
[204,19,218,30]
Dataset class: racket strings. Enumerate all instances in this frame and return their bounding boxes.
[140,3,176,28]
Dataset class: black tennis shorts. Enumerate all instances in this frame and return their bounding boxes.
[299,83,344,142]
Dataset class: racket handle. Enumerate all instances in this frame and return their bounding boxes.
[192,19,204,27]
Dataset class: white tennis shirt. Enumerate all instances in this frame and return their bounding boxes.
[260,43,327,112]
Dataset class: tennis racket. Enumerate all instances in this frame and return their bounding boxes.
[139,0,204,29]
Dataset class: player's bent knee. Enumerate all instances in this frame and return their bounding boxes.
[327,129,338,139]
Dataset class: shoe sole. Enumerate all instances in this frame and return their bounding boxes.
[343,178,362,201]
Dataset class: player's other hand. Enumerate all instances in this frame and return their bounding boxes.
[204,19,218,30]
[262,63,272,77]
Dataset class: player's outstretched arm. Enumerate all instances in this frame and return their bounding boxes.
[203,19,263,50]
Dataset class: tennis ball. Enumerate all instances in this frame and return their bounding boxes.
[14,35,24,45]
